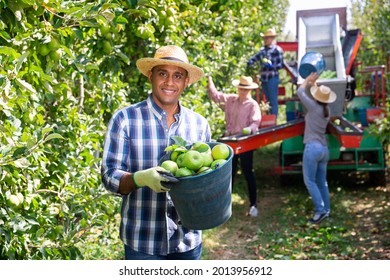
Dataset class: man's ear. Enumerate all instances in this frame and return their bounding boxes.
[147,70,153,81]
[184,75,190,87]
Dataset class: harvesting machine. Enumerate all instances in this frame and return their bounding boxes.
[219,7,387,185]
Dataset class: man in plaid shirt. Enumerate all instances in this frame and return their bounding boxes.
[101,45,211,260]
[247,28,284,117]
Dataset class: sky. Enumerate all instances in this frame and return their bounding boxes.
[284,0,351,37]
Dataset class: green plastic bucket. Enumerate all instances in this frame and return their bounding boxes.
[160,142,233,230]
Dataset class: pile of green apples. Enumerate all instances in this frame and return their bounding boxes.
[160,142,230,178]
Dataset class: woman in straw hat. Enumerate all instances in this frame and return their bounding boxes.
[207,75,261,217]
[101,45,211,260]
[297,72,337,224]
[247,28,284,117]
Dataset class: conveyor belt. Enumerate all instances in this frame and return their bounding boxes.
[218,119,305,155]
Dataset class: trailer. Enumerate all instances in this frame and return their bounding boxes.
[219,7,387,185]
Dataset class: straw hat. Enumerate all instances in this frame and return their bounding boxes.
[263,28,277,37]
[310,85,337,103]
[136,45,204,84]
[232,76,259,89]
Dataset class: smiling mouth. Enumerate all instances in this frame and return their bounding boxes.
[162,88,177,95]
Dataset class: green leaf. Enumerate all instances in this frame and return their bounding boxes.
[12,147,27,158]
[129,0,138,9]
[45,133,64,141]
[115,50,130,64]
[171,135,187,147]
[15,51,30,73]
[15,78,37,94]
[114,15,128,24]
[42,126,53,135]
[0,46,19,58]
[0,31,11,41]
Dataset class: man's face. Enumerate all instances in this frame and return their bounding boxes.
[148,64,189,108]
[264,36,275,47]
[237,87,252,96]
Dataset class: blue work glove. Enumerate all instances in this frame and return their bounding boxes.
[133,166,179,193]
[262,58,273,69]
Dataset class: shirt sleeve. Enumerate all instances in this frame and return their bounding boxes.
[101,111,129,194]
[247,50,262,66]
[207,78,228,110]
[297,85,316,110]
[272,46,284,71]
[248,102,262,133]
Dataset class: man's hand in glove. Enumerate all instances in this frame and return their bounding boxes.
[262,58,273,69]
[133,166,179,193]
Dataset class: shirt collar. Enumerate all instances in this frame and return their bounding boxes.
[146,95,182,119]
[265,44,276,50]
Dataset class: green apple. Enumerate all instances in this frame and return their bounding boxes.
[175,167,194,177]
[190,141,211,153]
[48,38,60,51]
[200,152,213,167]
[170,146,187,161]
[99,24,110,37]
[50,49,62,61]
[102,40,112,54]
[211,144,230,160]
[333,119,341,125]
[211,159,227,169]
[181,150,204,171]
[170,150,180,161]
[7,194,21,208]
[161,160,178,174]
[197,166,212,174]
[242,127,251,135]
[39,44,50,56]
[176,153,186,167]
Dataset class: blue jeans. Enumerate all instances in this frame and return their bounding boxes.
[302,142,330,215]
[262,76,279,116]
[124,243,202,260]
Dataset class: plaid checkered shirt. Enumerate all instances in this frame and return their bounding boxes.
[101,95,211,256]
[247,43,284,82]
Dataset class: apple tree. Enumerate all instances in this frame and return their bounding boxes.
[0,0,288,259]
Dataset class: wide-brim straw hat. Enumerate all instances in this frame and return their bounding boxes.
[263,28,277,37]
[136,45,204,84]
[310,85,337,103]
[232,76,259,89]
